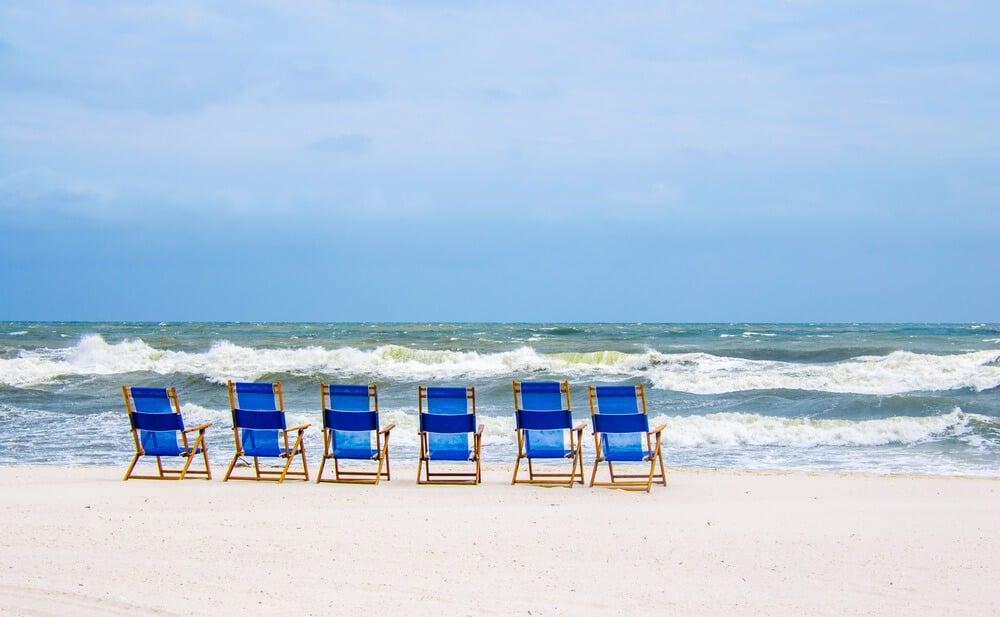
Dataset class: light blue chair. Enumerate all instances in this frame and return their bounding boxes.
[416,386,483,485]
[316,383,395,484]
[224,381,310,483]
[511,380,585,487]
[122,386,212,481]
[587,384,666,492]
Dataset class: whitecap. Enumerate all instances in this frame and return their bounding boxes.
[657,408,980,449]
[646,350,1000,395]
[4,334,1000,397]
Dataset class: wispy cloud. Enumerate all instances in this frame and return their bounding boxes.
[310,133,371,155]
[1,1,999,320]
[610,182,682,208]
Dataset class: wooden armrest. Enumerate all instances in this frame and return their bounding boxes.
[184,423,212,433]
[572,422,587,432]
[476,424,485,436]
[286,424,311,433]
[649,424,667,435]
[379,423,396,434]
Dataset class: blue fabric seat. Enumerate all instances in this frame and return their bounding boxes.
[122,386,212,481]
[511,381,585,487]
[587,384,667,492]
[316,384,395,484]
[223,381,311,483]
[416,386,483,485]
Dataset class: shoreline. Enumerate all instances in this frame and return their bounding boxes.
[1,466,998,616]
[6,462,999,481]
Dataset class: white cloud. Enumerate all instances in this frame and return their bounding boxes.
[610,182,682,209]
[0,0,998,229]
[310,133,371,155]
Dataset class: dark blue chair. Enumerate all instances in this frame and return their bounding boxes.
[587,384,666,492]
[416,386,483,485]
[224,381,311,483]
[122,386,212,481]
[316,383,395,484]
[511,380,585,487]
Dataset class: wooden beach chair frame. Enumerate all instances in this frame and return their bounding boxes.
[416,386,483,485]
[587,384,667,493]
[511,380,586,488]
[224,381,311,483]
[122,386,212,481]
[316,383,395,485]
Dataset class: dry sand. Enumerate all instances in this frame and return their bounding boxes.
[0,465,997,616]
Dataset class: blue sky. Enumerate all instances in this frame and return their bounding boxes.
[1,1,998,322]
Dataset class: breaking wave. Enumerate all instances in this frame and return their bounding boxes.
[2,334,999,395]
[657,408,993,448]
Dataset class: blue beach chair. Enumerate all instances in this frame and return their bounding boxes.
[511,380,585,487]
[587,384,666,492]
[416,386,483,485]
[122,386,212,481]
[316,383,395,484]
[224,381,311,483]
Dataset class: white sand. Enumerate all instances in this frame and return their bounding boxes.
[0,466,997,617]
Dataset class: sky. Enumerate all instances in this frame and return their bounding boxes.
[1,1,999,322]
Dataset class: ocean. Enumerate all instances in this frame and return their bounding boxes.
[1,322,998,476]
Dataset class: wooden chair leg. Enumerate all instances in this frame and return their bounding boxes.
[316,456,327,483]
[123,454,141,481]
[316,438,329,484]
[223,452,241,482]
[511,455,522,485]
[298,444,310,481]
[201,447,212,480]
[178,451,195,480]
[278,452,294,484]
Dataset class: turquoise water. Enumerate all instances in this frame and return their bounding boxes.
[1,322,998,475]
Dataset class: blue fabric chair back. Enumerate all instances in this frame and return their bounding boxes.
[233,408,287,457]
[232,382,279,410]
[133,411,185,432]
[423,387,473,460]
[517,381,569,456]
[325,384,377,458]
[592,412,649,434]
[592,385,646,460]
[233,409,287,430]
[129,387,184,456]
[324,410,379,432]
[231,382,282,457]
[420,412,477,434]
[131,387,175,413]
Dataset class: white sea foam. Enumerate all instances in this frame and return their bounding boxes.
[94,405,990,455]
[645,350,1000,395]
[2,334,1000,396]
[656,408,983,448]
[371,409,994,452]
[4,398,994,471]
